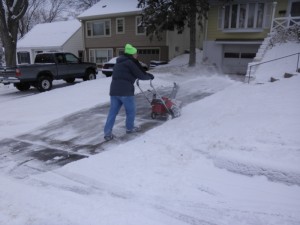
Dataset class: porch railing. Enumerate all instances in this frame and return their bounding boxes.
[271,16,300,32]
[247,52,300,83]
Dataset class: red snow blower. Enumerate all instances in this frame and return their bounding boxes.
[136,79,181,119]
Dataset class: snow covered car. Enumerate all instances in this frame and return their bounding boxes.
[149,60,168,69]
[102,57,148,77]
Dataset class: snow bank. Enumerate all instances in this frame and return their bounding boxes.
[253,42,300,83]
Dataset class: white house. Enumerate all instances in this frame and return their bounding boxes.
[17,20,83,64]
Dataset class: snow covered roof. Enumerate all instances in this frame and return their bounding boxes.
[78,0,141,20]
[17,20,81,48]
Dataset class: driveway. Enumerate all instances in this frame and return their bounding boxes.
[0,84,213,178]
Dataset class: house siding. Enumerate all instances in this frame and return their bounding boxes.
[206,5,270,41]
[81,12,200,66]
[206,0,289,41]
[275,0,289,17]
[204,0,289,75]
[84,15,167,48]
[83,14,170,65]
[62,28,84,57]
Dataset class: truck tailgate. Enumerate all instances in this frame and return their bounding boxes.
[0,67,19,84]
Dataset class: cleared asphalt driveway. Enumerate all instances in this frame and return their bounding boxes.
[0,85,212,178]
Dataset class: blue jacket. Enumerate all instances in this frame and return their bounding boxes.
[110,54,153,96]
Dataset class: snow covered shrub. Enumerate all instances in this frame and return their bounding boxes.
[269,24,300,47]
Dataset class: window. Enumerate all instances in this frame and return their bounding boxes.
[116,18,125,34]
[239,4,247,28]
[86,20,111,37]
[55,53,66,64]
[224,52,256,59]
[247,3,255,28]
[137,49,159,55]
[224,52,239,58]
[220,2,270,31]
[78,50,83,61]
[65,53,79,63]
[17,52,30,64]
[256,3,264,28]
[291,1,300,17]
[136,16,146,35]
[35,54,55,63]
[241,53,256,59]
[89,49,113,65]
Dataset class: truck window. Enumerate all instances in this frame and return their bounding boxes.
[17,52,31,64]
[35,54,55,63]
[65,53,79,63]
[55,53,66,64]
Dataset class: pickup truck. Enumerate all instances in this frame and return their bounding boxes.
[0,52,97,92]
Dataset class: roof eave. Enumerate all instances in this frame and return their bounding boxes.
[77,10,142,21]
[17,46,62,49]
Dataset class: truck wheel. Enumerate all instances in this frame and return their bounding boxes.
[64,78,75,83]
[36,76,52,92]
[14,83,31,91]
[83,70,96,81]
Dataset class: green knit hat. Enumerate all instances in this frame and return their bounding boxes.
[125,43,137,55]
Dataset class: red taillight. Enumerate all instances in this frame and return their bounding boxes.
[16,68,21,76]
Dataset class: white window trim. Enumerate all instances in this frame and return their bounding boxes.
[86,19,111,38]
[116,17,125,34]
[89,48,113,65]
[136,16,146,35]
[219,2,269,32]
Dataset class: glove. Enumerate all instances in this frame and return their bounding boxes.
[148,73,154,80]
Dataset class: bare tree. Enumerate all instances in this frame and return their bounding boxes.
[40,0,68,22]
[67,0,101,12]
[0,0,29,66]
[1,0,99,66]
[19,0,100,39]
[19,0,72,38]
[19,0,46,38]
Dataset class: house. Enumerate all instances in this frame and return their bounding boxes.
[203,0,300,75]
[77,0,202,67]
[17,20,83,64]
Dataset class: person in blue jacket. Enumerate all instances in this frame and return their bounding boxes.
[104,43,154,141]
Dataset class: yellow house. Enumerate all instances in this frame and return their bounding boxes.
[204,0,300,75]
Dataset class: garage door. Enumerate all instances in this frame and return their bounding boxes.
[116,48,160,66]
[137,48,160,65]
[223,44,259,75]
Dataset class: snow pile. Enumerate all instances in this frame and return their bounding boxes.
[253,42,300,83]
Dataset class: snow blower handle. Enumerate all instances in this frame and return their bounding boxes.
[136,79,152,104]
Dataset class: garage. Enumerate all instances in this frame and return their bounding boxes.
[116,47,161,66]
[222,44,260,75]
[137,48,160,65]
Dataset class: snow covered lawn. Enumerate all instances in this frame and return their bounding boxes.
[0,43,300,225]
